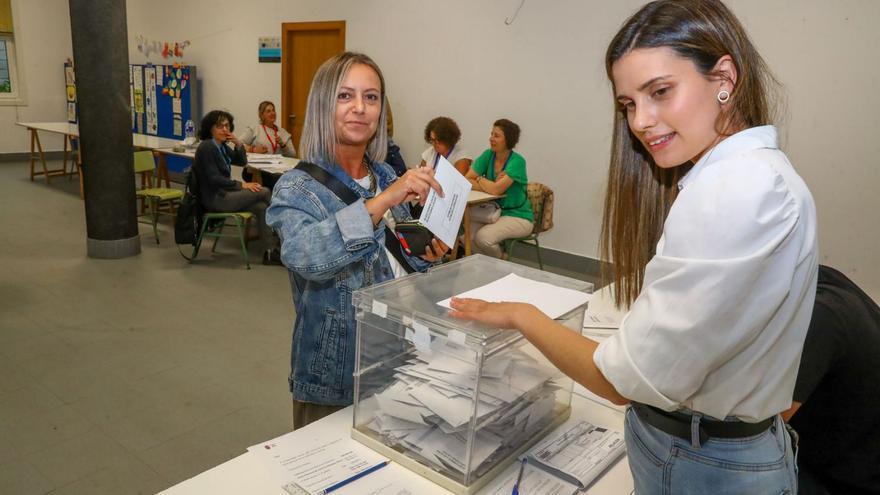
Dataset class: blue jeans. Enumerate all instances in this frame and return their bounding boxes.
[625,406,798,494]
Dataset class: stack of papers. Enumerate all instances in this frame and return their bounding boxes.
[247,153,284,164]
[582,309,622,342]
[363,339,564,479]
[488,420,626,495]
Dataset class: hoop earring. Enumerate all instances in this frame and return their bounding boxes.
[717,90,731,104]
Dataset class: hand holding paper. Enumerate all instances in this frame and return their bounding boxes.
[416,155,472,247]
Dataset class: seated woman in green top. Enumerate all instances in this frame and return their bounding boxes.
[465,119,534,258]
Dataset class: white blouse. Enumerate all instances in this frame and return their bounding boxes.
[420,145,472,170]
[240,124,296,158]
[593,126,818,422]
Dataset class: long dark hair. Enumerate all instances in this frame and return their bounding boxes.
[600,0,780,307]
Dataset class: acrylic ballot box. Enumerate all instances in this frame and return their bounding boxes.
[351,255,592,494]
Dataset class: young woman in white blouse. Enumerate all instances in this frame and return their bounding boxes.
[451,1,817,493]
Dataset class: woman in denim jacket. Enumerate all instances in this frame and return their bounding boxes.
[266,52,448,429]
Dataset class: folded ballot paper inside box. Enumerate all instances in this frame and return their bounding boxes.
[350,255,593,495]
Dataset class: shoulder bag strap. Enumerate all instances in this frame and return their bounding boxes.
[295,161,415,274]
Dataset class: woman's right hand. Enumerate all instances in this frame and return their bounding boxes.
[253,144,269,153]
[365,167,443,225]
[380,167,444,208]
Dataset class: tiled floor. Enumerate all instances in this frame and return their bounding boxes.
[0,160,598,494]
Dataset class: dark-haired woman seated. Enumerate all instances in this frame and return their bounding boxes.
[418,116,472,175]
[192,110,280,264]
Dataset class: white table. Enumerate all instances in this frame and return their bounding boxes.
[159,396,633,495]
[16,121,183,196]
[153,148,299,185]
[159,283,632,495]
[455,190,505,258]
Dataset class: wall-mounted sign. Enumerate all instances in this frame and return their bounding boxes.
[259,37,281,63]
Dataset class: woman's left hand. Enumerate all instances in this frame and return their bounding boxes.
[449,297,537,330]
[421,238,449,262]
[226,131,241,147]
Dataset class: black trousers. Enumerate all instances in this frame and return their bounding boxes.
[205,188,276,248]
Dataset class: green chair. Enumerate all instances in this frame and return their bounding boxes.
[503,182,555,270]
[134,150,184,243]
[191,211,254,269]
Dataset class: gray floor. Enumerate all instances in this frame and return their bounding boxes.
[0,160,598,494]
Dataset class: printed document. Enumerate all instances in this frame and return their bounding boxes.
[437,273,591,319]
[487,466,580,495]
[527,420,625,490]
[418,155,472,247]
[247,153,284,164]
[247,432,388,495]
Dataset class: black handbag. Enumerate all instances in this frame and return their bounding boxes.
[174,170,203,247]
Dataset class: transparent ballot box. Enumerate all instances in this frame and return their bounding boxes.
[351,255,592,494]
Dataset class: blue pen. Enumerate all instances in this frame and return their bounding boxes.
[321,460,389,494]
[511,457,527,495]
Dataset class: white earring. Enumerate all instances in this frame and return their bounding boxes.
[717,90,731,104]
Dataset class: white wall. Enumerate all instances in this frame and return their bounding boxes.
[5,0,880,297]
[0,0,72,152]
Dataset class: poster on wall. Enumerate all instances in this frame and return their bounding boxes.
[129,67,135,128]
[67,102,76,122]
[65,66,75,85]
[258,37,281,63]
[144,67,158,135]
[133,65,144,132]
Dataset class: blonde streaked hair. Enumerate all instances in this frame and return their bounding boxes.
[299,52,388,166]
[600,0,780,307]
[257,100,275,124]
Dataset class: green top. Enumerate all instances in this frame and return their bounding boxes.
[471,149,533,222]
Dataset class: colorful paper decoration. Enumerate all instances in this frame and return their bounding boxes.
[136,35,190,60]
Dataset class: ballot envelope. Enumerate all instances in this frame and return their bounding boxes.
[351,255,592,495]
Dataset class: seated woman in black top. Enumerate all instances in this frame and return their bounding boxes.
[193,110,279,264]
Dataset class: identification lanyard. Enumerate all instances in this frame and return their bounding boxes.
[488,151,513,179]
[261,124,280,153]
[433,144,455,168]
[214,140,232,173]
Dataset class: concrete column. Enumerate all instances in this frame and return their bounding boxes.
[69,0,140,258]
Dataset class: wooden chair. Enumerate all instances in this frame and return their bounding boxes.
[503,182,554,270]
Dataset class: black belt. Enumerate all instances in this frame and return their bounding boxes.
[631,402,774,444]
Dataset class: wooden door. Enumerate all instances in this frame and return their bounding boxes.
[281,21,346,154]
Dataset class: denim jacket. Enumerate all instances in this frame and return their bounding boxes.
[266,160,432,405]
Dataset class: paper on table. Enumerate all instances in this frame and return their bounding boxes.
[247,432,388,495]
[418,155,472,246]
[583,310,622,329]
[248,153,284,164]
[486,465,580,495]
[528,420,625,489]
[437,273,591,319]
